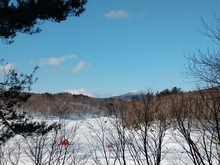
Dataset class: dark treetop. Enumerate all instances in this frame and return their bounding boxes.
[0,0,87,43]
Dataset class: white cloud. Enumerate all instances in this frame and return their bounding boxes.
[39,55,77,66]
[0,63,16,75]
[105,10,129,19]
[164,71,182,82]
[73,61,90,74]
[65,89,96,97]
[164,76,174,82]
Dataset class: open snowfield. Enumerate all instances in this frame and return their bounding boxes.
[1,116,219,165]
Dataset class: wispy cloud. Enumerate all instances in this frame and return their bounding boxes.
[72,61,90,74]
[105,10,129,19]
[65,88,96,97]
[39,55,77,66]
[164,71,182,82]
[0,63,16,75]
[164,76,174,82]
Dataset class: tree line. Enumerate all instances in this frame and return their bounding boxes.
[0,1,220,164]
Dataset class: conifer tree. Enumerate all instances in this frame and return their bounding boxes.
[0,0,87,43]
[0,60,58,144]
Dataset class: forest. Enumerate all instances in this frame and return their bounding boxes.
[0,0,220,164]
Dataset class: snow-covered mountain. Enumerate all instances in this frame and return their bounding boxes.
[112,90,147,99]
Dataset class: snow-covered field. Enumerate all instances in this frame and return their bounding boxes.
[1,116,219,165]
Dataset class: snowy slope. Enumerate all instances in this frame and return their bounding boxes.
[2,116,216,165]
[112,90,147,99]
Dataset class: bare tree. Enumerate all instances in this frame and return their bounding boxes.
[200,13,220,46]
[185,14,220,89]
[107,106,130,165]
[193,91,220,164]
[86,118,112,165]
[0,139,22,165]
[169,91,220,165]
[182,13,220,164]
[124,93,169,165]
[22,119,89,165]
[169,93,206,165]
[87,92,170,165]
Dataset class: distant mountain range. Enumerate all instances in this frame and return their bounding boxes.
[110,90,147,99]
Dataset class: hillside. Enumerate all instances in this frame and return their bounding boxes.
[111,90,147,99]
[20,88,211,120]
[21,92,129,118]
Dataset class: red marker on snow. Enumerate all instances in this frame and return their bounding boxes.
[107,144,113,149]
[60,139,70,146]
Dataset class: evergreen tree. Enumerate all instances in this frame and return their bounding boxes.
[0,0,87,43]
[171,86,182,94]
[0,60,58,145]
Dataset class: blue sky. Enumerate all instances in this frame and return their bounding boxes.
[1,0,220,97]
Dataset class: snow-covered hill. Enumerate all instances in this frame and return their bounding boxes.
[3,116,216,165]
[111,90,147,99]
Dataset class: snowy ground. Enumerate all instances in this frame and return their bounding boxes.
[1,116,218,165]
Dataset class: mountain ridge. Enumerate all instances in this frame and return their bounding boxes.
[109,90,147,99]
